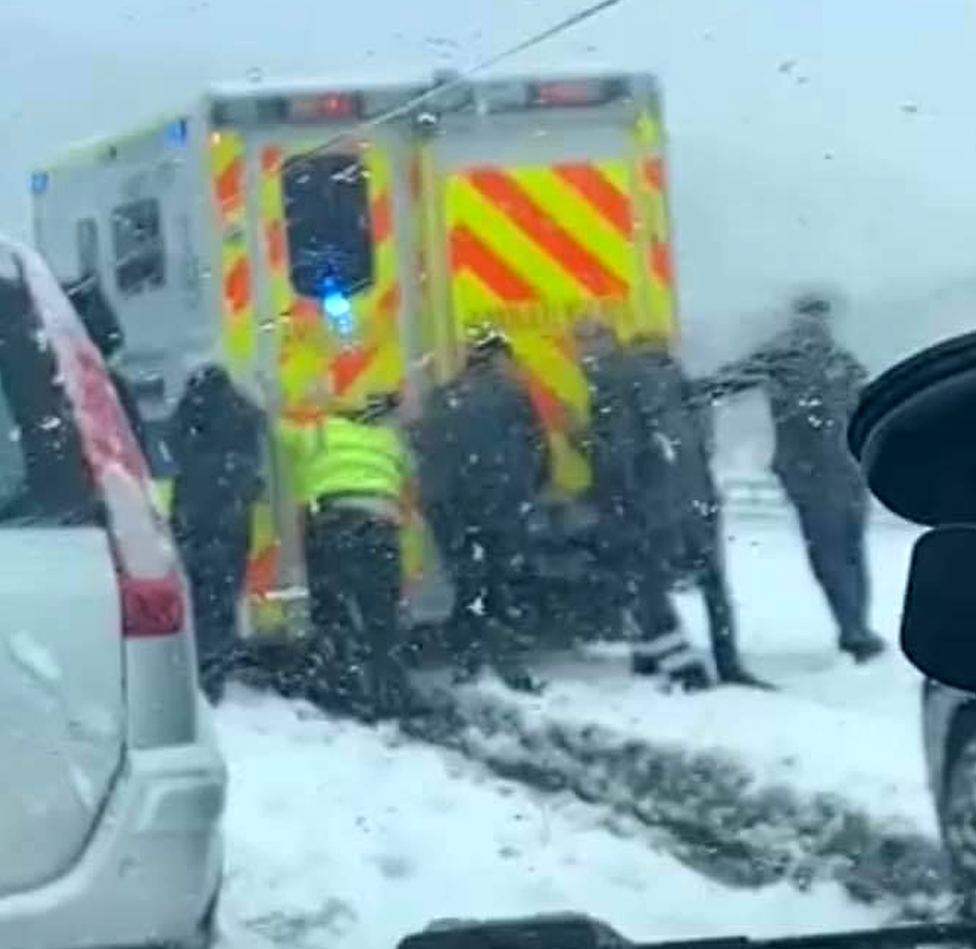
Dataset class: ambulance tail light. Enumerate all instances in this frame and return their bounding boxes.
[289,93,362,122]
[532,79,622,108]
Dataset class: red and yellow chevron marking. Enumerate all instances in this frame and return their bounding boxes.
[209,131,257,365]
[207,131,278,612]
[633,110,676,342]
[445,160,641,494]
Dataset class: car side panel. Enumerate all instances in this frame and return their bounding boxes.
[0,528,123,896]
[0,727,225,949]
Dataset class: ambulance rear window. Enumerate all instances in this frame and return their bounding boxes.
[112,198,166,297]
[281,153,374,298]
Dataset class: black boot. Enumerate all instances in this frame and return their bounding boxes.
[495,657,545,694]
[304,650,366,719]
[631,632,714,690]
[451,647,485,686]
[200,672,226,706]
[713,640,776,690]
[839,629,887,663]
[375,662,428,720]
[199,652,229,706]
[717,664,777,690]
[486,616,544,694]
[665,657,713,692]
[631,650,659,677]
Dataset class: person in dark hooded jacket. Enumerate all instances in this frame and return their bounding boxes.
[573,320,711,691]
[414,328,548,692]
[700,293,885,663]
[628,337,769,688]
[62,274,148,457]
[168,364,265,703]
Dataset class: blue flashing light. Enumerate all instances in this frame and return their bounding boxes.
[164,118,189,147]
[321,275,356,339]
[30,171,49,196]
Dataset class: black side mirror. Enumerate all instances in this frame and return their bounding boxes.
[849,331,976,689]
[848,330,976,525]
[902,526,976,692]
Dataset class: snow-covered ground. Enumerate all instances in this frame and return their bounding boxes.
[485,512,931,830]
[217,689,885,949]
[216,514,932,948]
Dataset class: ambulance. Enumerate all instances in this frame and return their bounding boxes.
[31,69,679,639]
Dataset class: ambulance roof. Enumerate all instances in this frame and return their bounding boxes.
[207,71,432,102]
[206,65,658,102]
[40,67,660,172]
[42,109,193,171]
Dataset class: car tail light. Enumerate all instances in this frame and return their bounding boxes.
[118,570,185,638]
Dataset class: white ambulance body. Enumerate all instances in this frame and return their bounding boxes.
[32,70,677,638]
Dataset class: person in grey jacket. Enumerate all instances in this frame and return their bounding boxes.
[169,364,266,702]
[698,293,885,663]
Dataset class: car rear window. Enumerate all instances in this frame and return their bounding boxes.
[0,276,98,525]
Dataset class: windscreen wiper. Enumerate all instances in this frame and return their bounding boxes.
[397,913,976,949]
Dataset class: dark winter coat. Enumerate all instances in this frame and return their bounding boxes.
[168,366,265,550]
[704,316,868,502]
[578,349,643,538]
[629,348,722,564]
[413,362,548,552]
[577,345,723,580]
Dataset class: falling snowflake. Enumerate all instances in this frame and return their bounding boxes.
[466,594,486,616]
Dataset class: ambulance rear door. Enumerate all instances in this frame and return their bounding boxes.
[417,73,677,495]
[215,84,440,628]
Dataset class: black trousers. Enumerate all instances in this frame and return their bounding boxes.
[780,477,870,643]
[596,517,719,682]
[176,513,250,704]
[303,505,403,716]
[680,511,744,677]
[449,521,528,677]
[624,536,690,672]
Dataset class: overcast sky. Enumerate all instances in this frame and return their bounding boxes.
[1,0,974,368]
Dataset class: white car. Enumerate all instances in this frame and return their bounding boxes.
[0,238,225,949]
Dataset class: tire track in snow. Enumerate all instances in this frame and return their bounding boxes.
[399,687,957,921]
